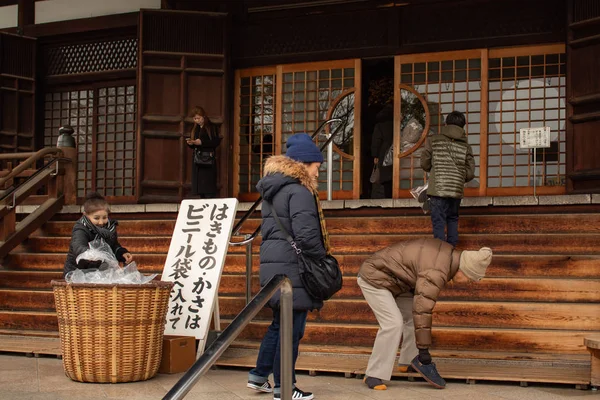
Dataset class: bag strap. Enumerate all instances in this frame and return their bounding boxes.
[265,200,302,255]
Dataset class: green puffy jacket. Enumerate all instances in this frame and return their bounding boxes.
[420,125,475,198]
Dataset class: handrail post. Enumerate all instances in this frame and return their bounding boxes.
[57,126,78,205]
[326,134,333,201]
[280,278,293,400]
[245,234,253,304]
[163,275,292,400]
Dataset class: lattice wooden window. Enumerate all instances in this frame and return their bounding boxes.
[488,51,566,189]
[96,86,136,197]
[44,90,94,198]
[281,66,355,192]
[44,38,137,76]
[44,84,137,200]
[398,55,482,191]
[238,73,276,195]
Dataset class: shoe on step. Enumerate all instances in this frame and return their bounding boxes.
[247,379,273,393]
[410,355,446,389]
[363,376,387,390]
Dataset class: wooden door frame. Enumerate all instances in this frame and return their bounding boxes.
[394,44,566,198]
[233,58,362,200]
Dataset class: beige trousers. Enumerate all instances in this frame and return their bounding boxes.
[358,276,418,381]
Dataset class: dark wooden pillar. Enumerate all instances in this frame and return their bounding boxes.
[17,0,34,28]
[566,0,600,192]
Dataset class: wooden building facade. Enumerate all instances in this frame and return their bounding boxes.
[1,0,599,203]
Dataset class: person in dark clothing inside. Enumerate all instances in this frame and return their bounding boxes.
[63,192,132,277]
[186,106,222,198]
[247,133,331,400]
[371,104,394,198]
[420,111,475,247]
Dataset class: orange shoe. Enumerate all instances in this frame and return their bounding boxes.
[364,376,387,390]
[397,364,416,373]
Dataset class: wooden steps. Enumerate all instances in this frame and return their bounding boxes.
[216,349,590,386]
[0,208,598,386]
[21,233,600,255]
[0,336,588,387]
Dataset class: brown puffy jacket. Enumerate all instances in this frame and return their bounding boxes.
[358,238,461,349]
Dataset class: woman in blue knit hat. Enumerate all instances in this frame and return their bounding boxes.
[247,133,330,400]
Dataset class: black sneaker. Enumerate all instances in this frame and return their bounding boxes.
[410,355,446,389]
[247,379,273,393]
[273,387,314,400]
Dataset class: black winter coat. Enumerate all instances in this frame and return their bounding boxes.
[63,216,129,276]
[188,124,221,196]
[256,155,327,311]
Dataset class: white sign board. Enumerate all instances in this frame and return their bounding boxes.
[162,198,238,341]
[519,127,551,149]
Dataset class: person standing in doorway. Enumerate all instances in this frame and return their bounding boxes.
[186,106,222,198]
[371,104,394,198]
[420,111,475,247]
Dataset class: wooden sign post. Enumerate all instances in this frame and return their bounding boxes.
[161,198,238,357]
[519,127,551,196]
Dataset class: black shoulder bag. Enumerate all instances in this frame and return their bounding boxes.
[267,201,343,301]
[194,149,215,166]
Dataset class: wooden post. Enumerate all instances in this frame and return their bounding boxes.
[58,147,77,205]
[585,337,600,386]
[17,0,34,29]
[0,210,16,241]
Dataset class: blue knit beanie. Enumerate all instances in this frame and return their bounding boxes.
[285,133,324,163]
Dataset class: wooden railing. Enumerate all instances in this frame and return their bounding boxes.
[0,147,76,259]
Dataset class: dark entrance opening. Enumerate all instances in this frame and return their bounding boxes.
[361,57,394,199]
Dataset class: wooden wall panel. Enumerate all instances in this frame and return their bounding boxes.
[0,32,36,153]
[143,72,181,116]
[137,10,228,202]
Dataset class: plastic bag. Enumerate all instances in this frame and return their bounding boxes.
[382,145,393,167]
[76,238,119,270]
[369,165,380,184]
[410,183,430,214]
[67,238,157,284]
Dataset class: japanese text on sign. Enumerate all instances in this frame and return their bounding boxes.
[519,127,551,149]
[162,198,238,339]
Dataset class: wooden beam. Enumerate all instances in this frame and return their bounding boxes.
[17,0,34,28]
[20,12,138,37]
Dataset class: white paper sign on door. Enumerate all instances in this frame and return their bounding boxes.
[161,198,238,340]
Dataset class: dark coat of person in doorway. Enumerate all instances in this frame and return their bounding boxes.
[371,105,394,198]
[186,106,222,198]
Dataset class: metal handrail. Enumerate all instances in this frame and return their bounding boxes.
[230,118,343,239]
[228,118,343,304]
[163,274,294,400]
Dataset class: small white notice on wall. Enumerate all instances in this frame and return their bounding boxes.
[519,127,551,149]
[162,198,238,341]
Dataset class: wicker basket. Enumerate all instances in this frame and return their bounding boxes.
[52,280,173,383]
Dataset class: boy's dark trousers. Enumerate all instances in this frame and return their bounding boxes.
[428,195,461,247]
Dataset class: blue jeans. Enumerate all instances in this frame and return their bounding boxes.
[429,196,461,247]
[248,309,308,388]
